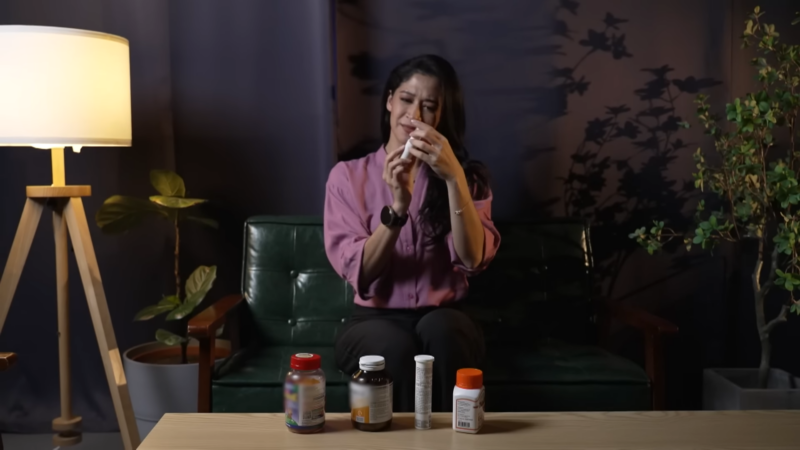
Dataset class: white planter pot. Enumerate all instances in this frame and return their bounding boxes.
[703,368,800,410]
[123,340,230,441]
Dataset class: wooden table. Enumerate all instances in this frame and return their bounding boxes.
[139,411,800,449]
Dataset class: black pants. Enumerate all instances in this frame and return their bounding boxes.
[334,304,485,413]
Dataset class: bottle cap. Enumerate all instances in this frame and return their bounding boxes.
[456,368,483,389]
[414,355,434,365]
[290,353,321,370]
[359,355,385,371]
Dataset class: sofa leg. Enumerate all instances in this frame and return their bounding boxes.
[198,337,214,413]
[645,333,665,410]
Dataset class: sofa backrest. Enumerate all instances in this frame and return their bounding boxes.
[241,216,595,348]
[463,219,595,345]
[242,216,354,347]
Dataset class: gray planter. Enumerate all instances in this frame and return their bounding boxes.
[703,368,800,410]
[123,340,230,441]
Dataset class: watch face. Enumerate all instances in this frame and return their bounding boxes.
[380,205,394,225]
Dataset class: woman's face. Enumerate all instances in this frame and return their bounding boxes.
[386,73,442,148]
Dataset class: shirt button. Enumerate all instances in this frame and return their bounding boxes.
[408,293,414,300]
[406,245,412,251]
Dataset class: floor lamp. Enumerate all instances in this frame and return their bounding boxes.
[0,26,140,450]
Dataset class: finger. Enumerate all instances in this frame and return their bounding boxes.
[410,127,442,146]
[408,147,434,165]
[388,157,411,172]
[410,137,438,156]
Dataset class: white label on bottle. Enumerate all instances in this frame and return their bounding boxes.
[455,389,484,431]
[297,383,325,426]
[414,364,433,428]
[350,382,393,424]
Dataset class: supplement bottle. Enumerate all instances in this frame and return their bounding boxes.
[350,355,393,431]
[452,368,484,434]
[284,353,326,433]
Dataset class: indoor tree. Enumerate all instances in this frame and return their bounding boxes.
[631,7,800,388]
[95,170,218,364]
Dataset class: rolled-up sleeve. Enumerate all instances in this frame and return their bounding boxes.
[323,165,382,299]
[447,189,501,276]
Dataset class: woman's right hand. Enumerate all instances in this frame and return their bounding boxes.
[383,144,415,216]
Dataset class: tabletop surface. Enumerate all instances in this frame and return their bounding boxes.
[138,411,800,450]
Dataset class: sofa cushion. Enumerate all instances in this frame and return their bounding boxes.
[483,340,649,385]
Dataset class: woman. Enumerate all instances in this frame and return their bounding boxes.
[324,54,500,413]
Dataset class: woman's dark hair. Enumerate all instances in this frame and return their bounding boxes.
[380,54,490,241]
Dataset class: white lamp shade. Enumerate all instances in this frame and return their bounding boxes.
[0,25,131,148]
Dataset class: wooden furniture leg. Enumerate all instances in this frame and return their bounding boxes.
[52,200,82,446]
[64,197,140,450]
[0,199,44,333]
[0,352,18,450]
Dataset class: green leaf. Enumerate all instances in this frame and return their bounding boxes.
[791,304,797,314]
[184,265,217,308]
[186,216,219,229]
[95,195,168,234]
[134,304,176,321]
[158,295,181,307]
[149,196,207,209]
[150,170,186,197]
[155,329,187,346]
[693,235,704,244]
[166,302,195,321]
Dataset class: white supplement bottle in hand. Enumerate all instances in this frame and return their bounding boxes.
[452,368,484,434]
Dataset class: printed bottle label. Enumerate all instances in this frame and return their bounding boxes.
[350,382,393,424]
[284,381,325,428]
[455,388,485,431]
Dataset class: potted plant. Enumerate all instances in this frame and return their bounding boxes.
[630,7,800,409]
[95,169,229,438]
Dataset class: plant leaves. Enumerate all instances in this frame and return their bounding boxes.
[186,216,219,229]
[185,265,217,308]
[158,295,181,307]
[95,195,167,234]
[149,196,207,209]
[155,328,187,346]
[150,170,186,197]
[166,302,195,321]
[134,304,176,321]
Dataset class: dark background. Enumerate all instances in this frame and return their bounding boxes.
[1,0,799,432]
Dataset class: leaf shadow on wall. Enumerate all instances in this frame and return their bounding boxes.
[519,3,722,304]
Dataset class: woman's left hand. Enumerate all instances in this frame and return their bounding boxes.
[408,119,464,183]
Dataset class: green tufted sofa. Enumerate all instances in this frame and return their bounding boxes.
[188,216,678,414]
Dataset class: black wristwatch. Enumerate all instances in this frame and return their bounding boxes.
[380,205,408,228]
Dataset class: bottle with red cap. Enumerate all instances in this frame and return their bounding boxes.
[452,368,484,434]
[284,353,326,433]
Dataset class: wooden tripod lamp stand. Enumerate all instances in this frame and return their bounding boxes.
[0,26,140,449]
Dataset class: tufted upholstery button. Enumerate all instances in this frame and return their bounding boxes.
[288,318,296,325]
[290,270,298,278]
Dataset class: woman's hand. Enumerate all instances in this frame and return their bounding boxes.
[407,119,464,183]
[383,144,416,216]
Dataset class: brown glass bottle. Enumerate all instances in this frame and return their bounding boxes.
[350,355,393,431]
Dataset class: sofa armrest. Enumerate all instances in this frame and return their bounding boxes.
[188,294,244,338]
[606,303,679,336]
[0,352,17,371]
[188,294,244,413]
[597,300,678,411]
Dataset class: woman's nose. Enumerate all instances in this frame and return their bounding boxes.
[407,103,422,120]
